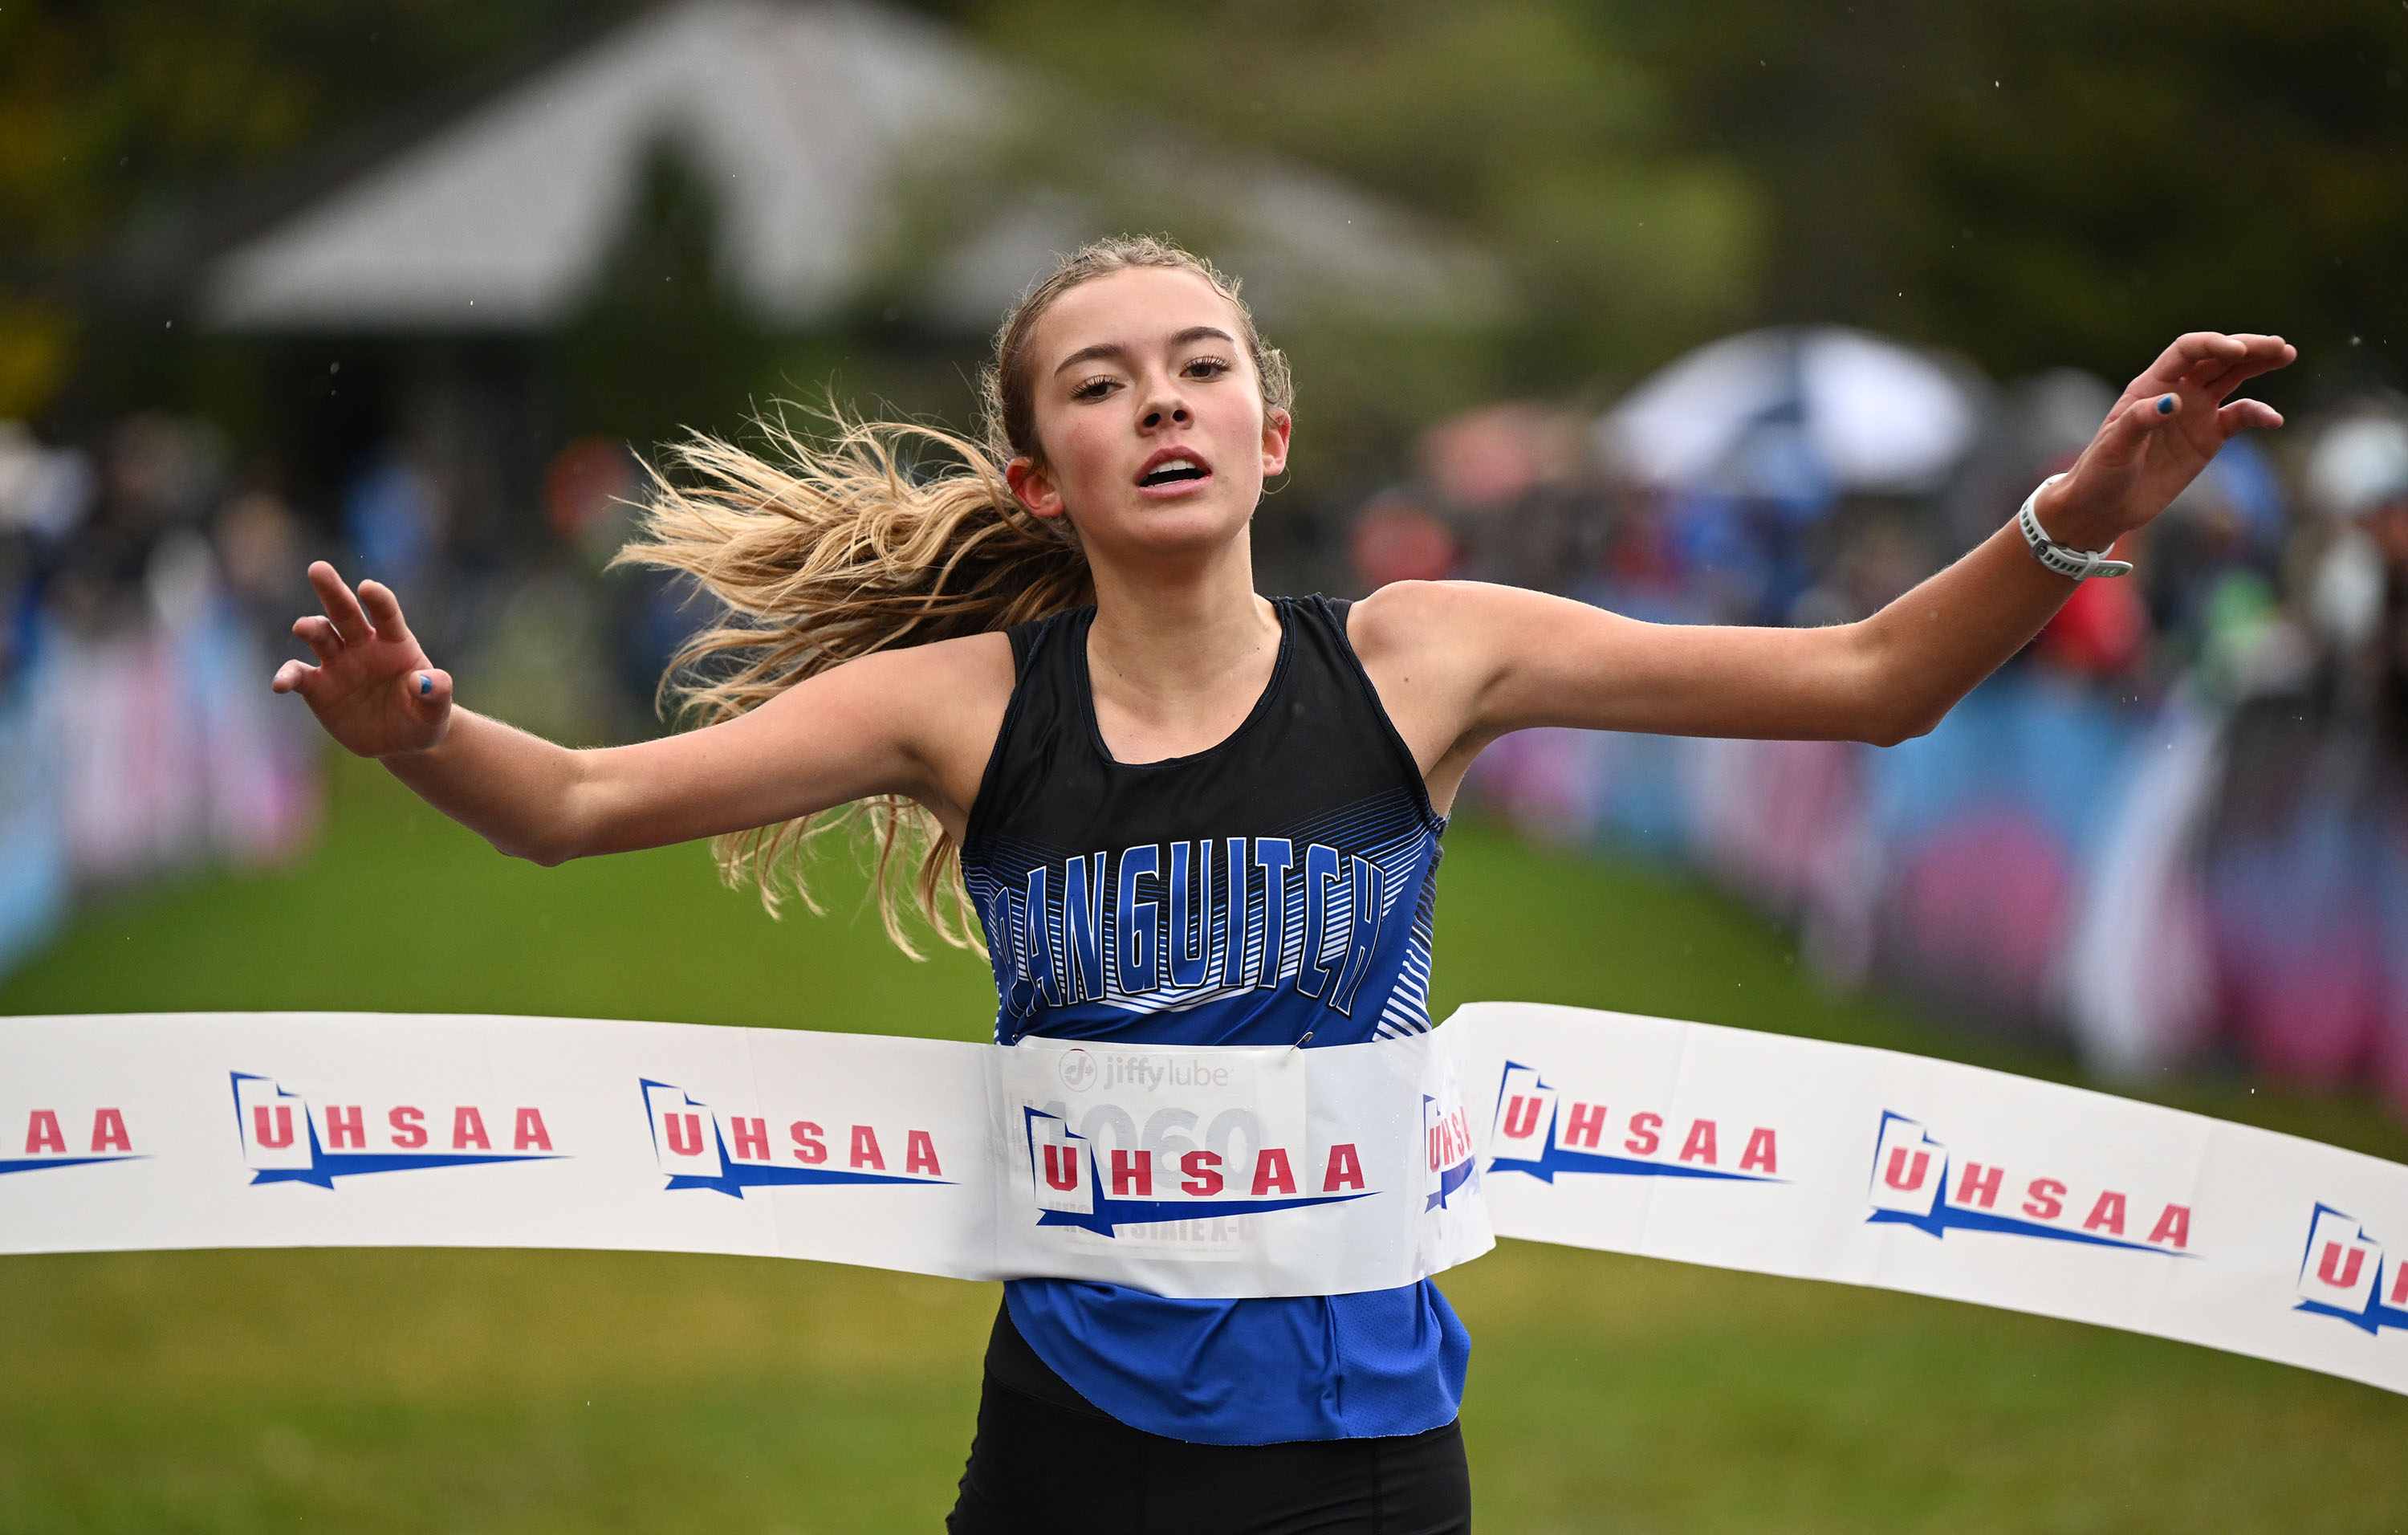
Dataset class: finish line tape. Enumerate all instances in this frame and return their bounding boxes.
[3,1004,2402,1398]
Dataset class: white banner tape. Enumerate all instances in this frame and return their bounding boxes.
[2,1004,2402,1398]
[0,1010,1491,1300]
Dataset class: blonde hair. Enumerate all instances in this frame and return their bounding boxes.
[613,234,1291,955]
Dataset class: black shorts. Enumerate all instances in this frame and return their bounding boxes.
[946,1305,1472,1535]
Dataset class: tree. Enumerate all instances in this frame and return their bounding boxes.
[0,0,636,421]
[1622,0,2408,389]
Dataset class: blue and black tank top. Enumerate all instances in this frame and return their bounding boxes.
[959,595,1470,1446]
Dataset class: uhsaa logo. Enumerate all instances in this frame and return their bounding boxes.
[1424,1089,1478,1211]
[1485,1062,1781,1186]
[233,1073,560,1188]
[2294,1204,2408,1335]
[1022,1108,1372,1237]
[642,1080,948,1199]
[1865,1112,2191,1255]
[5,1102,143,1176]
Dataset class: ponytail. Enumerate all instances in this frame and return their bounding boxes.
[614,414,1086,955]
[612,234,1287,957]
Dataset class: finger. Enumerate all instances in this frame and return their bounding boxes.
[2093,390,2181,465]
[2182,335,2295,399]
[358,579,411,641]
[2217,399,2284,438]
[294,614,344,666]
[307,560,374,645]
[2211,336,2297,393]
[271,659,316,694]
[2136,332,2247,390]
[403,667,454,710]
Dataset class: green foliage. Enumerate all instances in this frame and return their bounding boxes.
[969,0,1767,393]
[1621,0,2408,385]
[552,141,784,452]
[0,0,638,417]
[12,0,2406,478]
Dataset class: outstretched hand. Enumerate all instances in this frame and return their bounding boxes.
[2040,332,2296,546]
[270,561,454,757]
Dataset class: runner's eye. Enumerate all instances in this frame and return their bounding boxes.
[1184,356,1232,380]
[1071,377,1117,402]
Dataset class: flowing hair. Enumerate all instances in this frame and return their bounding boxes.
[612,234,1294,956]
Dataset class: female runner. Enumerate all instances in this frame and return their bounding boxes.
[273,236,2292,1533]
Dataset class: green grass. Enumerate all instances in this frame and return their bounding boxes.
[3,759,2403,1533]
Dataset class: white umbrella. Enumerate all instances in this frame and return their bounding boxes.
[1601,325,1983,501]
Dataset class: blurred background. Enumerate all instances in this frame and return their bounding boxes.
[3,1,2406,1529]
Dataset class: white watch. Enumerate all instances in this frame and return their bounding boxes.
[2017,474,2133,581]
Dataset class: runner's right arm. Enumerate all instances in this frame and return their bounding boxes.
[271,562,1011,861]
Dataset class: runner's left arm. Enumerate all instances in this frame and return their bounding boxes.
[1356,331,2292,802]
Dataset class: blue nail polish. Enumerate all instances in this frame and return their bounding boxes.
[2157,395,2175,414]
[419,675,433,697]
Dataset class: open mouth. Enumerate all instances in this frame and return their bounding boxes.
[1138,455,1210,488]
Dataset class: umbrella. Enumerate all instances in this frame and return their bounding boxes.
[1600,325,1983,505]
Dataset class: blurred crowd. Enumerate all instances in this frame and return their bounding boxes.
[1360,327,2408,1122]
[0,413,695,977]
[0,415,320,974]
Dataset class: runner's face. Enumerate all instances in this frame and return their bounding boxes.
[1008,267,1290,560]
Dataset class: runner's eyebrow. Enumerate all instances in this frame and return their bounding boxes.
[1052,326,1237,377]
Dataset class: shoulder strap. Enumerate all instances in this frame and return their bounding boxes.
[1291,592,1442,829]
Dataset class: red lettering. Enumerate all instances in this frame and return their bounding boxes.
[2317,1241,2366,1289]
[323,1105,364,1150]
[1110,1148,1150,1195]
[729,1117,770,1162]
[1954,1162,2003,1209]
[1043,1143,1080,1191]
[389,1105,426,1149]
[1565,1101,1609,1150]
[907,1130,942,1178]
[1180,1149,1223,1196]
[1323,1142,1365,1192]
[2023,1178,2065,1221]
[250,1105,292,1150]
[850,1125,885,1171]
[664,1112,706,1158]
[1502,1095,1542,1140]
[1679,1119,1719,1166]
[1252,1147,1299,1196]
[1624,1112,1662,1156]
[2083,1191,2128,1237]
[25,1110,65,1154]
[790,1121,826,1164]
[2390,1259,2408,1306]
[452,1106,490,1151]
[89,1108,132,1154]
[1427,1110,1470,1171]
[1883,1147,1930,1191]
[2147,1203,2190,1250]
[513,1108,552,1153]
[1739,1126,1777,1175]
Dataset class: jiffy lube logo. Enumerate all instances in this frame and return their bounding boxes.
[1486,1062,1782,1185]
[232,1073,561,1187]
[2293,1204,2408,1335]
[1865,1111,2192,1253]
[4,1099,143,1177]
[1008,1040,1371,1237]
[641,1080,948,1198]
